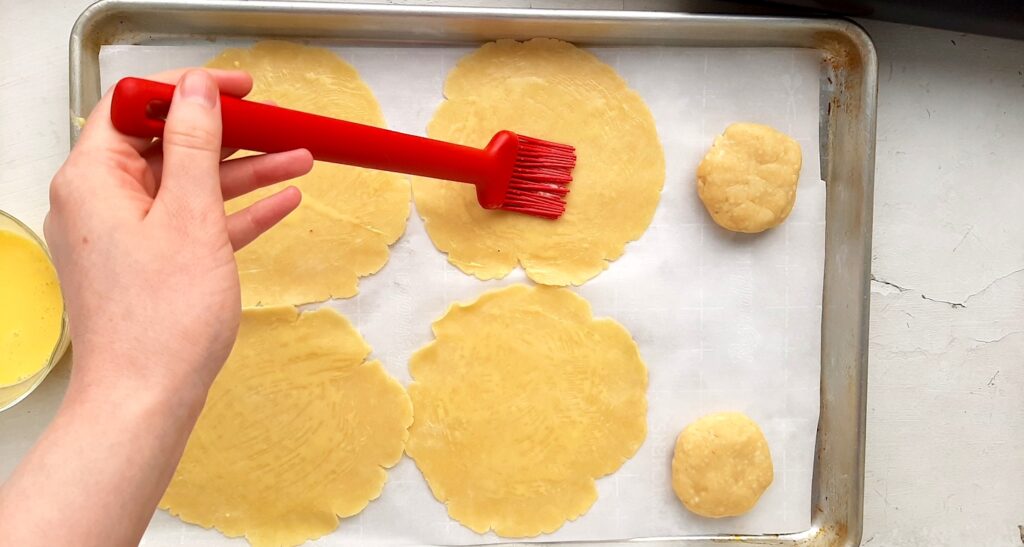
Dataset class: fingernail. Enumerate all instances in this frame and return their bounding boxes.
[179,70,217,109]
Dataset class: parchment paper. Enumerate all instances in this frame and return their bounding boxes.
[100,42,825,546]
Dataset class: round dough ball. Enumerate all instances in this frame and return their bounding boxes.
[697,123,802,233]
[671,412,773,518]
[414,38,665,286]
[161,307,412,547]
[406,284,648,537]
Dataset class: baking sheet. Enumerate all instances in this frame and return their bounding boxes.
[100,42,825,545]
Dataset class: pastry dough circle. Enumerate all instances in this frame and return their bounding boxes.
[413,38,665,286]
[207,41,410,306]
[671,412,774,518]
[697,123,802,233]
[160,307,412,547]
[406,284,648,537]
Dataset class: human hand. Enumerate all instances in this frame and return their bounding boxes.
[45,69,313,403]
[0,69,313,547]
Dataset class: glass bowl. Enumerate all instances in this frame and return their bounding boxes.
[0,210,70,413]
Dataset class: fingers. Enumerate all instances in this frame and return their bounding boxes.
[220,149,313,201]
[140,144,241,192]
[77,68,252,154]
[153,70,224,222]
[227,186,302,250]
[140,148,312,200]
[141,99,277,189]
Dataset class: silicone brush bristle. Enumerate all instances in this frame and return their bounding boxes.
[501,135,576,220]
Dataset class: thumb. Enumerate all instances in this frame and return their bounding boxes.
[155,70,224,222]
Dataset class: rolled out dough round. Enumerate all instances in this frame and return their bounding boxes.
[160,306,412,547]
[406,284,648,537]
[207,41,410,306]
[413,38,665,286]
[671,411,774,518]
[696,122,802,233]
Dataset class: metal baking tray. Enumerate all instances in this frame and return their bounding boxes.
[70,2,876,545]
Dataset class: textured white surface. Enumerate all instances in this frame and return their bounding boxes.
[863,20,1024,547]
[99,42,824,543]
[0,1,1023,546]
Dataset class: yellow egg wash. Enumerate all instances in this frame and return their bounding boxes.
[0,230,63,386]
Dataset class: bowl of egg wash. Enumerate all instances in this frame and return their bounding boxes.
[0,209,68,412]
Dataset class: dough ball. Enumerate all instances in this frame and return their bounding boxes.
[406,284,648,537]
[697,123,802,233]
[161,307,412,547]
[671,412,773,518]
[414,38,665,286]
[207,41,410,306]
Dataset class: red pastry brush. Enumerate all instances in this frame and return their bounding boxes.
[109,77,575,219]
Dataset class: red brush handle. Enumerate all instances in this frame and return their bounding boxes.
[110,77,493,184]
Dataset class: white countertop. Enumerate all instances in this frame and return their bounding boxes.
[1,1,1022,546]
